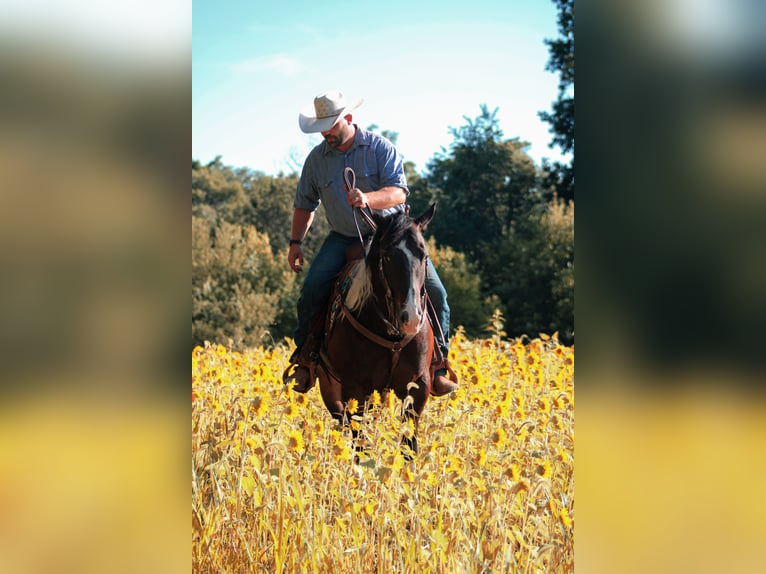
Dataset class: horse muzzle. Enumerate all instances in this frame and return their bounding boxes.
[399,304,424,336]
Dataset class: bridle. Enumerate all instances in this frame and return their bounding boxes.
[338,168,430,358]
[371,251,428,340]
[343,166,428,338]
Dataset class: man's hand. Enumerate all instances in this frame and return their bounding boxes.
[288,244,304,273]
[345,186,368,209]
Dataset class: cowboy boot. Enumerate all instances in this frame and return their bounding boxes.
[430,346,458,397]
[432,368,458,396]
[282,332,322,393]
[282,349,313,393]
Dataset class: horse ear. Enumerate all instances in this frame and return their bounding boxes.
[414,203,436,230]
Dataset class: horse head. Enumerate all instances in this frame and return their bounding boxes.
[366,204,436,337]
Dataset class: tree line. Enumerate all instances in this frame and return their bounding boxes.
[192,106,573,349]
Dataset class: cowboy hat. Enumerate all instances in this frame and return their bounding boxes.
[298,91,364,133]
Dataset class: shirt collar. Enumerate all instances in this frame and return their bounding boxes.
[321,124,371,155]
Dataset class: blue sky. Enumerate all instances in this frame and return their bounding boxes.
[193,0,566,175]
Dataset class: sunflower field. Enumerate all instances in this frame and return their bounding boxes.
[192,325,574,573]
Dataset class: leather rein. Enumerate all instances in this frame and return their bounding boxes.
[331,167,430,378]
[344,167,377,245]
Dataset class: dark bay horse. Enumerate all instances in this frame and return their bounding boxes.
[316,204,437,455]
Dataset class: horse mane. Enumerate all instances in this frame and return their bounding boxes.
[344,258,372,312]
[344,211,419,313]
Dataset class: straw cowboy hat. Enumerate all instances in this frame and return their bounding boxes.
[298,91,364,133]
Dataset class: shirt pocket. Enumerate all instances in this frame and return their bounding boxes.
[319,175,342,197]
[354,150,379,191]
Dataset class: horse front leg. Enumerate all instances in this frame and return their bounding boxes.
[401,408,419,460]
[401,374,430,460]
[317,366,371,462]
[317,365,345,425]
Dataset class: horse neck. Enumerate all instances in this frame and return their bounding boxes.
[344,254,399,335]
[344,259,373,313]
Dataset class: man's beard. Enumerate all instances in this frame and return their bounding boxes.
[323,133,340,148]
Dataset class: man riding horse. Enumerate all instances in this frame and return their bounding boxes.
[283,90,458,396]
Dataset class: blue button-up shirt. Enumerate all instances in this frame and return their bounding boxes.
[294,125,409,238]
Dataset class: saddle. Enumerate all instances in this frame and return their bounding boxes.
[281,252,362,393]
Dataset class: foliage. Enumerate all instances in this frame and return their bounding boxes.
[192,331,574,572]
[192,216,298,349]
[404,163,430,218]
[486,199,574,344]
[539,0,574,201]
[237,170,300,255]
[421,105,545,263]
[192,156,251,225]
[409,106,572,342]
[366,123,398,146]
[425,237,495,339]
[193,156,328,258]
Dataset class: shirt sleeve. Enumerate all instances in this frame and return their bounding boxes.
[293,153,321,211]
[376,138,409,195]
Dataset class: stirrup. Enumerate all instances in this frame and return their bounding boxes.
[431,373,458,396]
[282,349,300,384]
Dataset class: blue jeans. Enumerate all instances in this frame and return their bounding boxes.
[294,232,451,354]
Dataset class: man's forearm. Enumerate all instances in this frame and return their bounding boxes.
[291,208,314,240]
[365,186,407,210]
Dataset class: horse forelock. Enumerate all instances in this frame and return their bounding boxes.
[345,259,372,312]
[372,212,424,258]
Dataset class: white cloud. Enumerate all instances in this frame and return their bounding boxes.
[232,54,302,77]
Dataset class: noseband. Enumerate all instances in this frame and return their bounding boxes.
[373,253,428,339]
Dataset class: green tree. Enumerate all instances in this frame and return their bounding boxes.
[416,105,544,266]
[485,199,574,343]
[365,124,398,146]
[409,105,573,342]
[192,217,298,349]
[425,237,495,338]
[238,170,303,254]
[193,156,329,261]
[192,156,251,224]
[539,0,574,201]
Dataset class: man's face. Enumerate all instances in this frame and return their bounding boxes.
[321,118,346,148]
